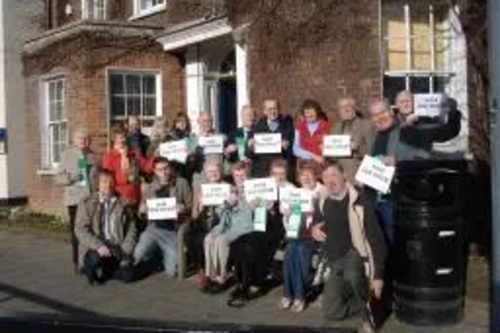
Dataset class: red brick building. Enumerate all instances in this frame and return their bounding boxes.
[21,0,474,214]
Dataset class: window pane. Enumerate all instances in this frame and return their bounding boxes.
[143,97,156,116]
[59,122,68,144]
[111,96,125,117]
[143,75,156,94]
[140,0,152,11]
[109,74,124,95]
[56,80,64,100]
[126,75,141,95]
[127,96,141,116]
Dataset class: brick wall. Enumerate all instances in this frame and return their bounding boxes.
[228,0,381,120]
[24,37,183,215]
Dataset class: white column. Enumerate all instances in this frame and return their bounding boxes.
[185,46,207,134]
[235,42,249,127]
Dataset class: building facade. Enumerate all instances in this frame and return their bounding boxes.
[20,0,473,214]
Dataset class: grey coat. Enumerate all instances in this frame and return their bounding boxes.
[385,124,431,161]
[56,147,98,207]
[210,190,254,242]
[145,177,193,219]
[75,193,137,263]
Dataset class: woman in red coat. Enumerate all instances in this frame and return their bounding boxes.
[293,99,331,176]
[102,124,152,206]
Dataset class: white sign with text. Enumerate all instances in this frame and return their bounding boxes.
[199,135,224,155]
[323,135,352,157]
[355,155,396,194]
[279,187,314,213]
[147,198,178,220]
[414,93,445,117]
[201,183,231,206]
[244,178,278,202]
[254,133,282,154]
[159,140,188,164]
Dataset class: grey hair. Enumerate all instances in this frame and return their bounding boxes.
[369,98,393,114]
[203,156,223,171]
[73,128,90,139]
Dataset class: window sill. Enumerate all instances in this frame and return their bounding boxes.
[128,5,166,21]
[37,169,58,176]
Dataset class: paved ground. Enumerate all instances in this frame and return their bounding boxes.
[0,230,490,332]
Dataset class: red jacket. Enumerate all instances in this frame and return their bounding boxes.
[296,119,331,156]
[101,148,152,205]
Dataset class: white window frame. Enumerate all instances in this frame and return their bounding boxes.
[82,0,107,20]
[383,4,455,93]
[132,0,166,18]
[107,69,163,133]
[43,77,68,169]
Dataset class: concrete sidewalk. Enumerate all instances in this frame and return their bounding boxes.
[0,230,489,332]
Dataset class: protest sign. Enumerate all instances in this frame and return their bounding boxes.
[253,206,267,232]
[159,140,188,164]
[199,135,224,155]
[355,155,396,194]
[279,187,313,212]
[254,133,282,154]
[323,135,352,157]
[286,205,302,239]
[147,198,178,220]
[201,183,231,206]
[414,93,445,117]
[236,137,247,161]
[244,178,278,202]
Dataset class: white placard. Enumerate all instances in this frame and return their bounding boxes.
[254,133,282,154]
[355,155,396,194]
[147,198,178,220]
[279,187,313,212]
[414,93,445,117]
[159,140,188,164]
[244,178,278,202]
[199,135,224,155]
[323,135,352,157]
[201,183,231,206]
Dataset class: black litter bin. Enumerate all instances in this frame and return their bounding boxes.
[392,161,467,326]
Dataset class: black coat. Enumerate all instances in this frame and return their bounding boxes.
[247,115,294,178]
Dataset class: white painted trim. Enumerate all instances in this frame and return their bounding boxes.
[235,42,249,127]
[130,0,166,21]
[159,24,232,51]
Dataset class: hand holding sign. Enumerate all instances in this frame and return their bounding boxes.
[414,93,445,118]
[279,187,313,212]
[323,135,352,157]
[244,178,278,202]
[147,198,178,220]
[159,140,188,164]
[199,135,224,155]
[355,155,396,194]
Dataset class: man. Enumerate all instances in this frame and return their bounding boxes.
[225,105,255,164]
[127,116,150,158]
[56,128,98,273]
[75,169,137,285]
[331,97,374,183]
[247,99,294,178]
[311,162,386,332]
[134,157,193,278]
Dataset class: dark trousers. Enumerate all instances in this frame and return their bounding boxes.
[68,206,79,269]
[83,250,132,284]
[282,240,313,301]
[185,221,208,272]
[323,250,368,322]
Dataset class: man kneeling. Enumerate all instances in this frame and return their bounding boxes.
[75,169,137,284]
[311,162,387,332]
[134,157,192,278]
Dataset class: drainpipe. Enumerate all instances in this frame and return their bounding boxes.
[488,0,500,329]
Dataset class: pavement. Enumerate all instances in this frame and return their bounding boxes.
[0,229,490,332]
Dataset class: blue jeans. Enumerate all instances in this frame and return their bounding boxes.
[282,240,312,301]
[134,224,178,277]
[376,199,393,245]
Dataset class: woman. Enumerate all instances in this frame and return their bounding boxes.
[227,158,291,307]
[202,162,254,292]
[293,99,331,177]
[280,164,325,312]
[189,158,227,286]
[102,124,152,207]
[170,112,192,140]
[331,97,374,183]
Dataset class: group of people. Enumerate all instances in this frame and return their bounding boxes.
[56,90,462,332]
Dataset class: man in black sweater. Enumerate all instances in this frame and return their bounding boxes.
[311,162,386,331]
[247,99,295,178]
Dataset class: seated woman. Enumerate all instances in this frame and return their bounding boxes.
[227,158,292,308]
[281,164,325,312]
[189,158,227,284]
[203,162,254,293]
[293,99,331,177]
